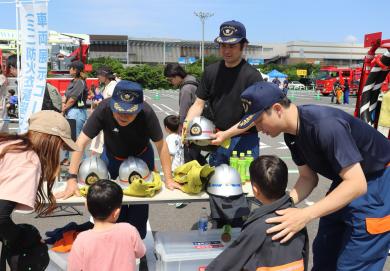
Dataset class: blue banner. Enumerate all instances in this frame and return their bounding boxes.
[247,58,264,65]
[178,57,197,64]
[19,1,48,133]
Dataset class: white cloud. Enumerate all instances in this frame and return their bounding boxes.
[344,35,357,44]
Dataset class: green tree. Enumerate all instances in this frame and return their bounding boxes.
[89,57,125,77]
[257,62,321,81]
[186,55,222,80]
[122,64,170,89]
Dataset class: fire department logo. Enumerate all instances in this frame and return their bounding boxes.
[85,173,99,185]
[120,91,139,102]
[190,124,202,136]
[129,172,142,184]
[241,98,252,113]
[221,26,237,37]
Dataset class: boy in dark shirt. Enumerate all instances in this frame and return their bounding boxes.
[207,155,308,271]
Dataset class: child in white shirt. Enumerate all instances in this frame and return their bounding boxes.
[164,115,184,172]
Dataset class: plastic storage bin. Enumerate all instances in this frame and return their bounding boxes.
[155,228,241,271]
[46,248,140,271]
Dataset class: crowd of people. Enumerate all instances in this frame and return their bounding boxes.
[0,19,389,271]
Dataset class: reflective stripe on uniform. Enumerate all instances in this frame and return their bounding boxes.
[366,215,390,234]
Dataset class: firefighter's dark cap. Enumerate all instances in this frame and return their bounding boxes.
[110,80,143,115]
[214,20,248,44]
[238,81,286,129]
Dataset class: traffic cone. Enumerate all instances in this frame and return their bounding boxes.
[289,89,296,101]
[315,91,321,101]
[153,90,161,100]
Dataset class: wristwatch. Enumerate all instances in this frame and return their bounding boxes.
[66,173,78,181]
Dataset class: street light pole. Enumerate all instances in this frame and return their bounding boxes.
[163,40,166,65]
[194,11,213,71]
[350,42,353,67]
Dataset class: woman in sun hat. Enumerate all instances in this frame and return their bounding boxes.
[0,110,78,267]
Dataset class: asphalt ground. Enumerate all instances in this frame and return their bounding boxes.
[5,89,390,270]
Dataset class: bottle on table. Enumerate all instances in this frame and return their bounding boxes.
[198,207,208,236]
[238,152,246,183]
[245,150,254,182]
[229,151,238,170]
[221,224,232,243]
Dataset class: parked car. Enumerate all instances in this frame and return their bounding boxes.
[299,78,315,87]
[288,81,305,90]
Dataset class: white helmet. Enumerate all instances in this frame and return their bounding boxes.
[118,156,153,188]
[185,116,216,146]
[207,164,243,197]
[78,156,109,185]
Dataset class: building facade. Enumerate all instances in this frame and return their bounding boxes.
[1,29,383,67]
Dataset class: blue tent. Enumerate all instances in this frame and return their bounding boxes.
[267,69,287,79]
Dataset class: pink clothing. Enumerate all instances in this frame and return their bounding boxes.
[68,223,146,271]
[0,140,41,211]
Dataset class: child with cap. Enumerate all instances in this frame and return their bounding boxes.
[68,179,146,271]
[237,81,390,270]
[207,155,308,271]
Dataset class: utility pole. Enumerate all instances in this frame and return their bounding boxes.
[163,40,166,65]
[194,11,213,71]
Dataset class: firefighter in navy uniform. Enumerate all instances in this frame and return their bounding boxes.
[56,80,181,239]
[237,81,390,271]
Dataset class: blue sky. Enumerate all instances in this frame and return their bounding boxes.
[0,0,389,43]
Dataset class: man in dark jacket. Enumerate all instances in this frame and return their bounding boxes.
[164,63,206,164]
[207,155,308,271]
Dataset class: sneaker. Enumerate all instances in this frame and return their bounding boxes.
[175,202,187,208]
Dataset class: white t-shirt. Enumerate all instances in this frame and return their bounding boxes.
[102,80,117,98]
[165,133,184,171]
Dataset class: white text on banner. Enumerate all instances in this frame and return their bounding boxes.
[19,2,48,133]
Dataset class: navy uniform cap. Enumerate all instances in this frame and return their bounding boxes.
[110,80,144,114]
[214,20,248,44]
[238,81,287,129]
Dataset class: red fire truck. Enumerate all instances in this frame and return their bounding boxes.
[1,32,98,96]
[47,33,97,95]
[315,66,362,96]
